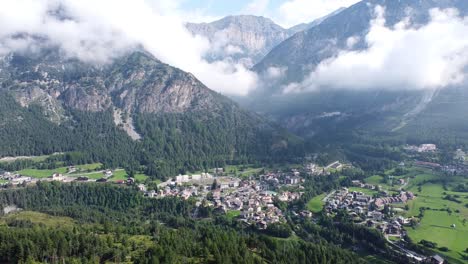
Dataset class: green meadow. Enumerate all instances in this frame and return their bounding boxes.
[18,167,68,178]
[307,193,326,213]
[404,173,468,263]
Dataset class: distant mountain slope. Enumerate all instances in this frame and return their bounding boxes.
[0,50,303,178]
[254,0,468,84]
[243,0,468,149]
[186,15,292,67]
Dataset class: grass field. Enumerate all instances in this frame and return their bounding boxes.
[226,210,241,220]
[75,163,102,171]
[225,164,264,178]
[110,170,128,181]
[135,173,150,182]
[365,175,384,185]
[307,193,326,213]
[0,211,75,228]
[406,210,468,263]
[18,167,68,178]
[0,180,8,184]
[404,177,468,263]
[348,187,379,196]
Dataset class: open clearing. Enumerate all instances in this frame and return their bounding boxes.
[307,193,326,213]
[0,211,75,228]
[404,173,468,263]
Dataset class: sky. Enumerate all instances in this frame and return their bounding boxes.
[167,0,361,27]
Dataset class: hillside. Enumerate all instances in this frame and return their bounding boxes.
[0,50,303,179]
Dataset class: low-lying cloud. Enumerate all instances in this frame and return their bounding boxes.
[284,6,468,93]
[0,0,258,96]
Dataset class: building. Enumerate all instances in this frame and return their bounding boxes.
[50,173,65,181]
[419,144,437,152]
[104,170,113,178]
[429,255,445,264]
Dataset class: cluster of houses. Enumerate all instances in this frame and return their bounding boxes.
[324,187,415,239]
[351,180,380,190]
[325,188,373,213]
[404,144,438,153]
[151,169,308,229]
[260,170,303,187]
[0,168,134,187]
[374,192,415,208]
[0,171,33,186]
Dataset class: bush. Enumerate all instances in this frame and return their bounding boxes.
[439,247,449,252]
[419,240,437,248]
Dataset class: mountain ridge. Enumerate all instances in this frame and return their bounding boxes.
[0,48,303,177]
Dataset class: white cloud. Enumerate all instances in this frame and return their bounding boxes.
[284,6,468,93]
[276,0,360,27]
[0,0,257,95]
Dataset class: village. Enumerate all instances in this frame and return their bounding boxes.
[324,182,416,239]
[150,168,310,229]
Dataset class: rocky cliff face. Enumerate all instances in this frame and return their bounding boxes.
[0,50,235,139]
[0,48,303,167]
[0,50,225,114]
[186,15,291,67]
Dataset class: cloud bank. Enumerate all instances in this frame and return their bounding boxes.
[284,6,468,93]
[0,0,258,95]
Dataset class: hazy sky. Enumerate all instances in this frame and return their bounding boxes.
[169,0,360,27]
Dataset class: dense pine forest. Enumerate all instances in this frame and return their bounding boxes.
[0,182,367,264]
[0,92,303,180]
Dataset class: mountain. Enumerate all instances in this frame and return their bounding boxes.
[0,49,303,178]
[254,0,468,84]
[186,15,292,67]
[245,0,468,150]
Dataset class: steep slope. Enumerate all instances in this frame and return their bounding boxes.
[186,15,291,67]
[254,0,468,84]
[0,50,303,178]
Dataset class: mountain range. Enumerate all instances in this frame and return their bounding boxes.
[186,10,344,67]
[1,0,468,177]
[0,49,302,178]
[241,0,468,150]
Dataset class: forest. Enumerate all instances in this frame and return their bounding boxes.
[0,93,303,180]
[0,182,366,263]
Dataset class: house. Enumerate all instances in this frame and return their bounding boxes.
[11,176,32,185]
[104,170,113,178]
[137,184,147,192]
[429,255,445,264]
[146,190,157,198]
[126,177,135,185]
[419,144,437,152]
[414,161,441,170]
[326,161,343,170]
[213,168,224,174]
[50,173,64,181]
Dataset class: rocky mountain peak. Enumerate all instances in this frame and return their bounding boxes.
[186,15,291,67]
